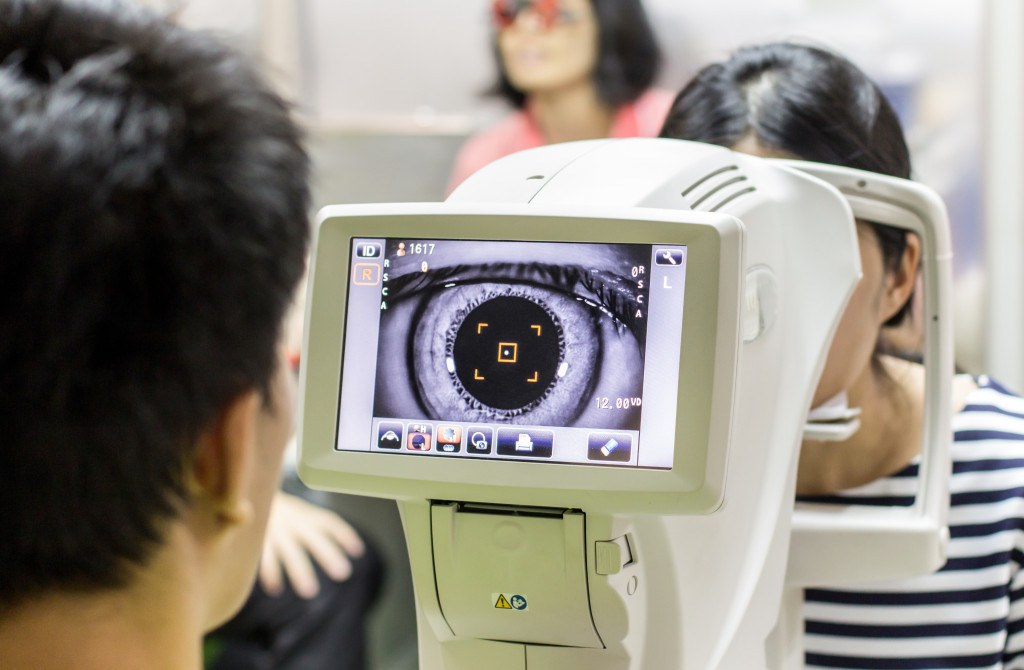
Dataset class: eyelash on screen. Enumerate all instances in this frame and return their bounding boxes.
[384,261,642,337]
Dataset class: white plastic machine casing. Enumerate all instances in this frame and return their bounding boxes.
[783,161,954,586]
[297,138,953,669]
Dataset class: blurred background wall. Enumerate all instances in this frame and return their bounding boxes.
[151,0,994,372]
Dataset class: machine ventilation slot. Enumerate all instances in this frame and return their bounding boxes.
[709,187,757,212]
[681,165,739,198]
[680,165,757,212]
[690,176,748,209]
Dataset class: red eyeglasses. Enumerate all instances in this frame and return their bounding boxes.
[491,0,579,31]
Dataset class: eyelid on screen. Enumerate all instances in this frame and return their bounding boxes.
[384,262,645,338]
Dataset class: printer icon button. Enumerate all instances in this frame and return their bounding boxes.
[496,429,553,458]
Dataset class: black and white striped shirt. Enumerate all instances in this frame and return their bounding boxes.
[802,376,1024,669]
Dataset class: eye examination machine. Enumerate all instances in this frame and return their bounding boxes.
[297,138,953,669]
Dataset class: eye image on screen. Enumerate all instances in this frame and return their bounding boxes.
[372,239,651,430]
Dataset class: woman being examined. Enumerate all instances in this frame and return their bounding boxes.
[661,42,1024,670]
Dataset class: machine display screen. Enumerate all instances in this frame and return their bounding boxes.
[335,238,687,468]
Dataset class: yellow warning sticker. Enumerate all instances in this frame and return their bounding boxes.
[492,593,528,611]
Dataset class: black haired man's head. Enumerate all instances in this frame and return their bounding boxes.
[0,0,310,607]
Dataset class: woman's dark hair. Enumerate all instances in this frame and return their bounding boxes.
[659,42,913,326]
[492,0,661,109]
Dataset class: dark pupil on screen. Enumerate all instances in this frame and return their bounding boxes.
[453,296,560,410]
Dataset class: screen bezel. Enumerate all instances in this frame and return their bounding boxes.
[298,202,743,514]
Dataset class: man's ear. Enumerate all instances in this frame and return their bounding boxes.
[190,390,262,528]
[882,232,921,324]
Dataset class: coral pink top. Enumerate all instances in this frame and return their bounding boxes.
[446,88,676,195]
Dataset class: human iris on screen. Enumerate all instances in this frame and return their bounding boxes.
[372,240,648,430]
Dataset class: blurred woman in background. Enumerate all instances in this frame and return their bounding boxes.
[446,0,673,194]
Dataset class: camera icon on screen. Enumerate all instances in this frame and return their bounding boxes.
[467,427,492,454]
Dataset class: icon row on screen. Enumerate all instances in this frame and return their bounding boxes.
[375,421,633,462]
